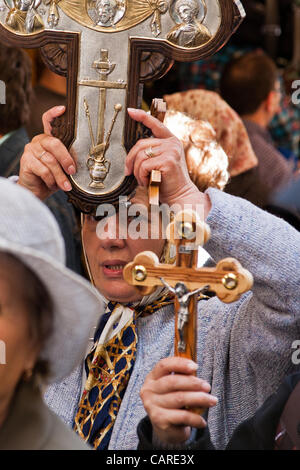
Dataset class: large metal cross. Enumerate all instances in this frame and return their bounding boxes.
[0,0,245,212]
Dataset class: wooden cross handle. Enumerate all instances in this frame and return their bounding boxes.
[148,98,166,205]
[123,209,253,417]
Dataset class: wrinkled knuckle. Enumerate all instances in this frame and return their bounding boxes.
[139,386,147,401]
[150,410,165,429]
[142,397,152,413]
[44,153,56,165]
[158,419,169,432]
[134,140,144,153]
[46,137,60,154]
[51,136,61,149]
[42,110,50,120]
[41,167,51,180]
[180,410,193,425]
[140,389,152,406]
[61,157,72,167]
[158,360,168,375]
[32,134,43,144]
[24,143,33,154]
[174,392,185,408]
[167,375,178,388]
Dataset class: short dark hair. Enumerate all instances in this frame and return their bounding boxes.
[0,251,54,380]
[0,44,33,134]
[220,51,278,116]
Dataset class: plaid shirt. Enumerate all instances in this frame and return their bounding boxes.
[243,119,294,193]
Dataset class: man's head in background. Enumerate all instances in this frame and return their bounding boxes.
[0,44,32,136]
[220,51,281,128]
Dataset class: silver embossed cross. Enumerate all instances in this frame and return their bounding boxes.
[0,0,245,211]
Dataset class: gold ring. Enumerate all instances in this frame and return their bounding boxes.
[38,150,46,160]
[145,146,155,159]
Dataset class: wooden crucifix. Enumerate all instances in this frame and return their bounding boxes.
[124,209,253,363]
[0,0,245,212]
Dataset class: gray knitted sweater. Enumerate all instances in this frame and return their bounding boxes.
[45,188,300,450]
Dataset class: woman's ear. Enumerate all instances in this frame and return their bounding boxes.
[24,340,40,372]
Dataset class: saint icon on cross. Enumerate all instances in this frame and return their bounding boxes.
[167,0,211,48]
[88,0,126,27]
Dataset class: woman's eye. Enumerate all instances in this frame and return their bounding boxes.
[86,215,100,223]
[128,213,148,222]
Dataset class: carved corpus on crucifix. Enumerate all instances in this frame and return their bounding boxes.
[124,209,253,367]
[0,0,245,212]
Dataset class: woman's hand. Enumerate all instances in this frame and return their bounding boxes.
[140,357,218,445]
[126,108,211,218]
[18,106,76,200]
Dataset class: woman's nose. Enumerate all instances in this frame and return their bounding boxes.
[96,214,126,249]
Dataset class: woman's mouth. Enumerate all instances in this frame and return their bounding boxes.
[101,262,126,277]
[105,264,124,271]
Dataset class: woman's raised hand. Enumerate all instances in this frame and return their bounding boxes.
[18,106,76,200]
[126,108,211,217]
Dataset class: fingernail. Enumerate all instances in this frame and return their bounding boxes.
[127,107,137,113]
[210,396,218,405]
[187,361,198,371]
[64,181,72,191]
[202,382,211,392]
[56,105,65,112]
[68,165,76,175]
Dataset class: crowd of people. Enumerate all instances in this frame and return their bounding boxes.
[0,12,300,452]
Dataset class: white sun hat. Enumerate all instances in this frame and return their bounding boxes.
[0,177,104,384]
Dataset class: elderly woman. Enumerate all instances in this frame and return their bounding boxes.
[0,177,102,449]
[17,106,300,450]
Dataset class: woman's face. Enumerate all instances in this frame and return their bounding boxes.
[0,261,38,410]
[82,187,166,303]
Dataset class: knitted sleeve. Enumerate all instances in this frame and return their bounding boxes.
[205,188,300,319]
[198,188,300,449]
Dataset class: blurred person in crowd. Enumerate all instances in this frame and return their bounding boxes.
[0,43,81,274]
[26,49,66,140]
[0,177,101,449]
[164,88,271,207]
[220,51,295,195]
[0,44,32,178]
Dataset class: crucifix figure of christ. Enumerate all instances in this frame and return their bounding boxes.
[160,278,209,352]
[0,0,245,212]
[124,209,253,365]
